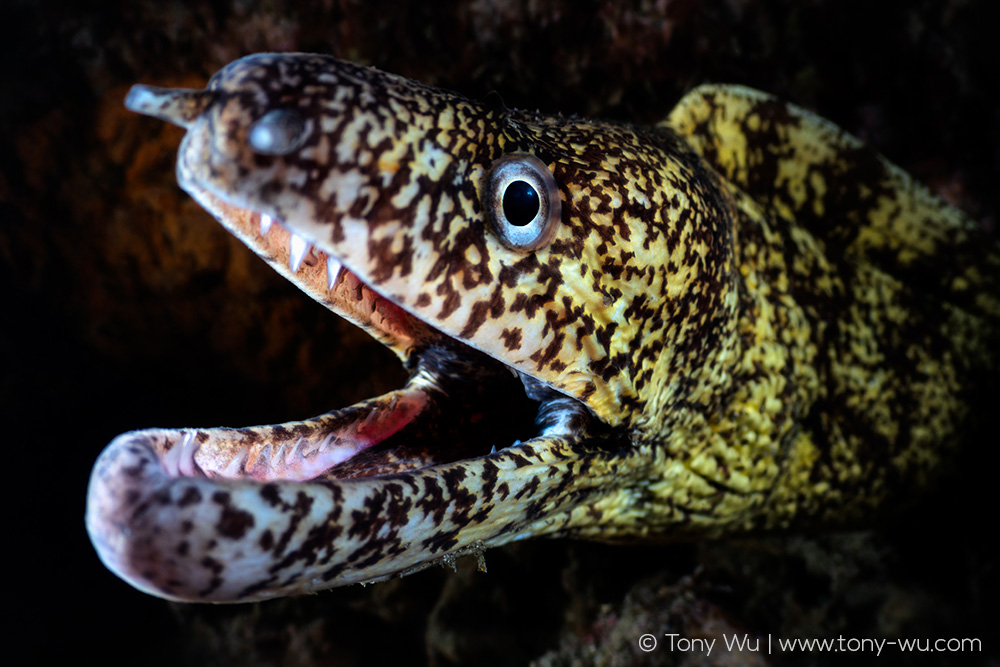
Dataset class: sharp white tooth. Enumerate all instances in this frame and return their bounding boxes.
[260,213,274,235]
[318,432,336,451]
[289,233,311,272]
[222,446,249,478]
[326,255,342,290]
[176,431,201,477]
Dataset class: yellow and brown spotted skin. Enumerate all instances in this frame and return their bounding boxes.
[85,54,999,602]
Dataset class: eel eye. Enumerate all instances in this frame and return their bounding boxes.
[248,109,306,155]
[486,153,561,250]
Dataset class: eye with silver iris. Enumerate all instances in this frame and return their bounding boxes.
[486,153,561,250]
[248,108,307,156]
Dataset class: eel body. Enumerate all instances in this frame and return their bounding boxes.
[86,53,999,602]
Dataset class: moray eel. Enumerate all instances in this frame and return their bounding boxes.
[86,53,999,603]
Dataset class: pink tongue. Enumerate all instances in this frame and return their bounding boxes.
[160,386,433,483]
[244,388,432,482]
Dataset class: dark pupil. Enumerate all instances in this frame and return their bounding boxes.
[502,181,540,226]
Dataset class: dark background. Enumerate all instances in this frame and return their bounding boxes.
[3,1,997,665]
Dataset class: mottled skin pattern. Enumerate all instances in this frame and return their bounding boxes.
[85,54,999,603]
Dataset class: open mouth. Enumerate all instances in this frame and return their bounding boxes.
[163,200,568,484]
[86,189,609,603]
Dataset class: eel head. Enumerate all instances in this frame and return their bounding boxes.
[86,54,739,602]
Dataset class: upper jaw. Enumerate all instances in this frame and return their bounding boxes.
[184,187,437,362]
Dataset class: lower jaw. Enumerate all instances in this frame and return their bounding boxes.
[83,407,579,602]
[83,333,562,601]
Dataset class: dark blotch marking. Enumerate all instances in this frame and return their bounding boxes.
[177,486,202,508]
[501,327,523,350]
[415,477,448,524]
[421,526,461,554]
[442,466,477,525]
[459,301,489,338]
[260,484,281,506]
[212,490,256,540]
[259,529,275,551]
[513,475,540,501]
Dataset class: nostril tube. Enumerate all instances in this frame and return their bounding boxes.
[125,84,214,129]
